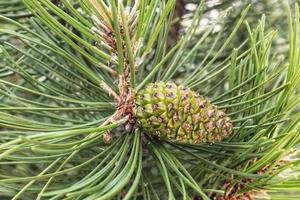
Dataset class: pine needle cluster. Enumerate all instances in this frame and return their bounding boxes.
[0,0,300,199]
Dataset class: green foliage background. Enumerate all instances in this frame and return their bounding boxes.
[0,0,300,199]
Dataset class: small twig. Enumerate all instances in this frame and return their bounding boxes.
[92,4,137,128]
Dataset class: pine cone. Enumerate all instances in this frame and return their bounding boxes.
[136,82,233,143]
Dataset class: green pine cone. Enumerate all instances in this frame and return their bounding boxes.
[135,82,233,143]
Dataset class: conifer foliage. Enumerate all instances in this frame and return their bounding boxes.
[0,0,300,199]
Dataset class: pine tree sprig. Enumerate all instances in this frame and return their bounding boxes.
[0,1,300,199]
